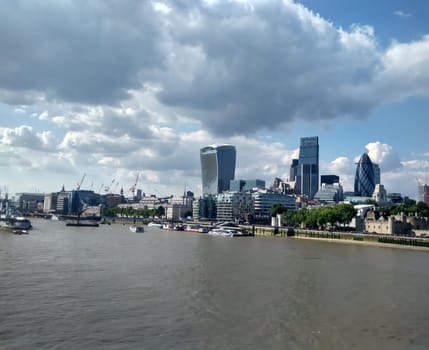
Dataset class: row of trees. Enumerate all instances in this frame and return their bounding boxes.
[102,206,165,219]
[271,203,357,230]
[389,199,429,218]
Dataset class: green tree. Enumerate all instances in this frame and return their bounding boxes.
[155,206,165,218]
[336,203,356,226]
[270,203,285,217]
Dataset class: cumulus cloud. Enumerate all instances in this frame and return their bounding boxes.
[0,126,57,150]
[0,0,427,136]
[365,141,402,171]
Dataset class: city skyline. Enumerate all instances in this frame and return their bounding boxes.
[0,1,428,199]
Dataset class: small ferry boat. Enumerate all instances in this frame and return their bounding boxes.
[129,225,144,233]
[148,222,163,229]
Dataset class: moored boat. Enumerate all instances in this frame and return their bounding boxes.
[148,221,163,229]
[129,225,144,233]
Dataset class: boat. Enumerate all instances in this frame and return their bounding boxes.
[208,226,253,237]
[208,228,235,237]
[129,225,144,233]
[185,224,201,233]
[148,222,163,229]
[14,217,32,230]
[12,229,29,235]
[0,215,32,231]
[66,218,99,227]
[163,222,174,230]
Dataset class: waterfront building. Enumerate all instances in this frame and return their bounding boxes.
[200,144,236,196]
[230,179,265,192]
[252,189,296,217]
[354,153,376,197]
[104,193,123,208]
[56,190,73,214]
[166,203,192,221]
[295,136,319,199]
[15,192,45,212]
[364,211,412,235]
[43,192,58,213]
[193,196,217,221]
[314,183,344,203]
[215,191,254,222]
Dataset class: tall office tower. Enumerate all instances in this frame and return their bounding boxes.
[354,153,376,197]
[418,183,428,204]
[373,163,381,185]
[289,159,298,181]
[200,144,236,196]
[295,136,319,199]
[320,175,340,185]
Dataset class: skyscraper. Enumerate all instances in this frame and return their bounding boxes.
[200,144,236,196]
[373,163,381,185]
[295,136,319,199]
[354,153,376,197]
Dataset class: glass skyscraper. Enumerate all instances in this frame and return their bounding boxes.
[200,144,236,196]
[295,136,319,199]
[354,153,376,197]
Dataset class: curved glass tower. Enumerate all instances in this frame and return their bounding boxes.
[200,145,236,196]
[354,153,375,197]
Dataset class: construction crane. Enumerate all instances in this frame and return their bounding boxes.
[105,179,115,193]
[129,173,140,197]
[76,173,86,191]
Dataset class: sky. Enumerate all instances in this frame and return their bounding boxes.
[0,0,428,200]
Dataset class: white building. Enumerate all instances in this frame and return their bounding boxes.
[372,184,388,205]
[216,191,254,222]
[252,189,296,217]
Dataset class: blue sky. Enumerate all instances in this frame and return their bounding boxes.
[0,0,428,200]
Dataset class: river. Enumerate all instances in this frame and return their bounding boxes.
[1,219,428,349]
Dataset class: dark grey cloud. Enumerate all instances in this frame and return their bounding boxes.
[0,0,165,105]
[156,0,382,134]
[1,0,428,137]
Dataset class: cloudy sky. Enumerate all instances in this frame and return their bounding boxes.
[1,0,428,200]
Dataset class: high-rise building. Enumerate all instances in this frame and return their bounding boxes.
[295,136,319,199]
[321,175,340,185]
[289,159,298,181]
[418,183,428,204]
[230,179,265,192]
[373,163,381,185]
[200,144,236,196]
[354,153,376,197]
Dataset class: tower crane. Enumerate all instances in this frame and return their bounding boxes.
[76,173,86,191]
[105,179,115,193]
[129,173,140,197]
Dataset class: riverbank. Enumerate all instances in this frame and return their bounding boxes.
[253,226,429,252]
[290,235,429,252]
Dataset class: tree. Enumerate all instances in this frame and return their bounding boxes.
[270,203,285,217]
[155,206,165,218]
[336,203,356,226]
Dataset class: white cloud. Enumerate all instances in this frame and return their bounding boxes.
[0,0,428,198]
[394,10,412,17]
[365,141,402,171]
[0,126,57,150]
